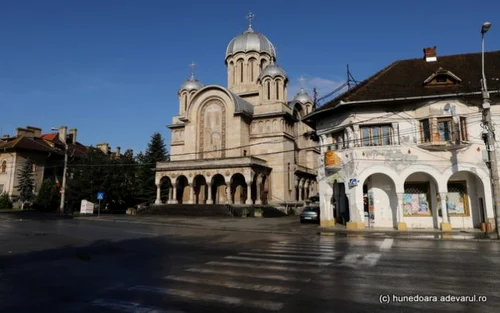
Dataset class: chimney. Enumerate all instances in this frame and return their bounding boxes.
[26,126,42,137]
[69,128,77,144]
[116,146,121,156]
[96,143,110,155]
[16,127,29,137]
[423,46,437,62]
[58,126,68,144]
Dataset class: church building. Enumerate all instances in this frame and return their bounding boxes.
[154,14,319,206]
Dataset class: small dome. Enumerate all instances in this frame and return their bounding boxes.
[180,75,203,92]
[225,27,276,60]
[258,63,287,81]
[293,88,313,104]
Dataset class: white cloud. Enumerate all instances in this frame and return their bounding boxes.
[287,76,346,102]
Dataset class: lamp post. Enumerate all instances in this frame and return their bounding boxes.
[480,22,500,238]
[52,127,68,214]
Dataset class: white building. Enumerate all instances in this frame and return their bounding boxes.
[303,47,500,230]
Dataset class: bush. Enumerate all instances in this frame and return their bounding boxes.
[0,192,13,209]
[35,179,59,212]
[241,208,249,217]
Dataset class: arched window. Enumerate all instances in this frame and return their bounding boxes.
[183,93,188,112]
[267,81,271,100]
[237,59,244,83]
[249,59,255,82]
[276,80,280,100]
[1,160,6,173]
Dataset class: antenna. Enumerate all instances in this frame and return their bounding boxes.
[313,88,318,108]
[346,64,358,90]
[246,12,255,29]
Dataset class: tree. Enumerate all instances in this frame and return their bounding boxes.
[0,192,12,209]
[16,158,35,210]
[35,179,59,212]
[136,132,169,203]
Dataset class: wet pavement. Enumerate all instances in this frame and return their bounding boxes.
[1,217,499,312]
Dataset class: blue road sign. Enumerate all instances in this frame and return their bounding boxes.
[97,192,104,200]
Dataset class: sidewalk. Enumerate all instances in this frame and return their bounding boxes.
[74,214,500,241]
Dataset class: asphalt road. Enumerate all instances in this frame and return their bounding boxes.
[0,217,499,313]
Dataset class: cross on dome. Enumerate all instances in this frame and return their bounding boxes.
[246,12,255,29]
[299,76,307,92]
[189,61,196,78]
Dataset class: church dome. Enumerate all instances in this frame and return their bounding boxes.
[293,88,313,104]
[225,27,276,60]
[180,75,203,92]
[258,63,287,81]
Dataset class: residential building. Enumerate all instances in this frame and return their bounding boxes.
[303,47,500,230]
[154,16,319,206]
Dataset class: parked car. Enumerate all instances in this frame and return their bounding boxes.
[300,206,320,224]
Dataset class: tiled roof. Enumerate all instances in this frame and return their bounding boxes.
[0,136,55,153]
[312,50,500,114]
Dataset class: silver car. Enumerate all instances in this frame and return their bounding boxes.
[300,206,320,223]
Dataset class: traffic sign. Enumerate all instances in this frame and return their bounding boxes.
[97,192,104,200]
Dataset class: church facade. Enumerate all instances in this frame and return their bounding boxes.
[154,17,319,206]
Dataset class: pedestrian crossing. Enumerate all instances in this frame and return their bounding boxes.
[90,238,384,313]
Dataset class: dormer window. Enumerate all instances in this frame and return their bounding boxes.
[423,67,462,87]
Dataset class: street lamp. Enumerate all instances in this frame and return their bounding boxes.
[52,127,68,214]
[479,22,500,238]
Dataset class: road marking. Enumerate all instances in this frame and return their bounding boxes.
[239,252,336,261]
[225,255,332,266]
[185,267,311,282]
[340,253,381,268]
[92,299,180,313]
[129,286,284,311]
[267,245,337,253]
[163,275,299,295]
[252,249,337,256]
[271,243,335,251]
[206,261,321,273]
[379,238,394,250]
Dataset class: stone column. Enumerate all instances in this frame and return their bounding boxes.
[154,184,162,204]
[440,192,451,231]
[392,122,400,145]
[206,183,213,204]
[304,181,310,200]
[169,184,177,204]
[188,183,195,204]
[396,192,407,230]
[226,186,232,204]
[255,176,262,205]
[298,180,304,201]
[245,180,253,205]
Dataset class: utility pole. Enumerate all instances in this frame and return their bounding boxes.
[480,22,500,238]
[53,127,68,214]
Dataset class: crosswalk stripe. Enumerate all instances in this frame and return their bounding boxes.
[185,267,311,283]
[92,299,181,313]
[163,275,299,295]
[129,286,284,311]
[379,238,394,250]
[225,255,332,266]
[271,243,335,251]
[267,246,337,253]
[252,249,337,256]
[239,252,336,261]
[206,261,322,273]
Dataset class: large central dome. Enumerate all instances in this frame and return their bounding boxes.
[225,27,276,60]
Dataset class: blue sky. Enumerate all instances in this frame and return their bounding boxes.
[1,0,499,155]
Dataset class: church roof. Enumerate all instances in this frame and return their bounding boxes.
[229,91,254,115]
[225,27,276,60]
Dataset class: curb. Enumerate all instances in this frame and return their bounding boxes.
[318,232,499,242]
[77,217,309,236]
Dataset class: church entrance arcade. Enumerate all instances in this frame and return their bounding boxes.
[154,157,271,206]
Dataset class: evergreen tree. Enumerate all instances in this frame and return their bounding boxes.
[0,192,12,209]
[16,158,35,210]
[136,132,169,203]
[35,179,59,212]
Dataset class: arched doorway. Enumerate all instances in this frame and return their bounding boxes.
[175,175,189,204]
[446,171,486,229]
[211,174,227,204]
[362,173,398,228]
[159,176,172,204]
[230,173,247,204]
[193,175,207,205]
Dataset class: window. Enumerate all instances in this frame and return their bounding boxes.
[419,116,467,144]
[1,160,6,173]
[403,183,432,216]
[446,181,469,217]
[276,80,280,100]
[436,75,447,83]
[360,125,393,147]
[267,81,271,100]
[331,130,345,150]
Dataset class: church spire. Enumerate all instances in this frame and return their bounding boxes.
[189,61,197,80]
